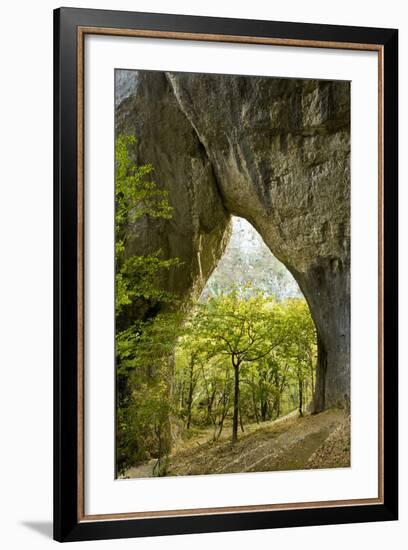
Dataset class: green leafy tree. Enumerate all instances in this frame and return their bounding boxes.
[281,299,316,416]
[117,313,183,475]
[174,293,317,446]
[193,288,287,443]
[115,134,180,475]
[115,134,177,319]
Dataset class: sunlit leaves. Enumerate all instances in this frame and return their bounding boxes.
[115,134,181,317]
[115,134,172,231]
[115,134,181,475]
[174,289,317,440]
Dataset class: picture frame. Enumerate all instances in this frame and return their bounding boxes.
[53,7,398,542]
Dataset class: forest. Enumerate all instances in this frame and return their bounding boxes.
[115,134,349,478]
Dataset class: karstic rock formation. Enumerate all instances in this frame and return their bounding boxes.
[116,70,350,411]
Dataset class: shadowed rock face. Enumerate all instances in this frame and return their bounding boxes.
[116,70,350,410]
[116,71,231,304]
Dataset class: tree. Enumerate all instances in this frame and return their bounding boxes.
[280,299,316,417]
[193,288,287,443]
[174,292,317,444]
[175,335,233,440]
[115,134,177,320]
[115,134,181,475]
[117,312,183,475]
[174,342,201,430]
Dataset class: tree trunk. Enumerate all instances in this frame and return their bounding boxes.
[252,384,259,423]
[207,389,216,423]
[273,371,281,419]
[310,356,315,394]
[274,394,281,419]
[232,362,240,443]
[261,400,268,422]
[186,360,194,429]
[216,396,229,440]
[298,377,303,417]
[239,406,245,432]
[180,379,185,409]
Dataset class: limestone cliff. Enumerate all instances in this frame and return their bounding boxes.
[116,70,350,410]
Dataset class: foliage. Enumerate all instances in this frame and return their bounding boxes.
[115,134,180,475]
[115,134,179,318]
[174,291,316,443]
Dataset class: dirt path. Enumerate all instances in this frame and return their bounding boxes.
[124,409,349,479]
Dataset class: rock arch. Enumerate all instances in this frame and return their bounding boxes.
[116,70,350,411]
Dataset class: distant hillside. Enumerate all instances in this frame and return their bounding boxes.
[200,217,302,301]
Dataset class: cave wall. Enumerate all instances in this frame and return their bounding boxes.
[116,70,350,410]
[116,70,231,304]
